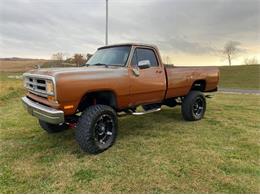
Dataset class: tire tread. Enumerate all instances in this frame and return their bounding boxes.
[75,105,117,154]
[181,90,206,121]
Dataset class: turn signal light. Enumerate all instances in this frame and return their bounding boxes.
[47,96,55,101]
[64,105,74,109]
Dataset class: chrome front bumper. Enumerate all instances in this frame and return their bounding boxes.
[21,96,64,124]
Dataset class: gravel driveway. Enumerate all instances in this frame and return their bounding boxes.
[218,88,260,95]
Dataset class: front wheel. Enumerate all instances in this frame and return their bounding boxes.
[75,105,118,154]
[181,90,206,121]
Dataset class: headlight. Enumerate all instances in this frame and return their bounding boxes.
[46,80,54,95]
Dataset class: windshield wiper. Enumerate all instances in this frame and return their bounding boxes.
[84,63,108,67]
[85,63,119,68]
[92,63,109,68]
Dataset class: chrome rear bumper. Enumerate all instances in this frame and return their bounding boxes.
[21,96,64,124]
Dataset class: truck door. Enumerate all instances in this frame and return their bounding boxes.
[129,47,166,106]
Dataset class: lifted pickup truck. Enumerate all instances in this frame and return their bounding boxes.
[22,43,219,154]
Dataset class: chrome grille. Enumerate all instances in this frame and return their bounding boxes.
[24,76,48,97]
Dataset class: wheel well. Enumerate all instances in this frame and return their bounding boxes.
[78,91,117,112]
[191,80,206,91]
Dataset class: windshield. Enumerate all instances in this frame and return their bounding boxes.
[86,46,131,66]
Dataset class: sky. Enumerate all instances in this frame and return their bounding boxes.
[0,0,259,65]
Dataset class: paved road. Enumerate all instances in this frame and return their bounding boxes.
[218,88,260,95]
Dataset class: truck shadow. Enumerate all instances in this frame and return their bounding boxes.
[31,107,184,157]
[118,107,184,139]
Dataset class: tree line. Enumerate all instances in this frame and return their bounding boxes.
[51,41,258,67]
[222,41,258,66]
[51,53,93,67]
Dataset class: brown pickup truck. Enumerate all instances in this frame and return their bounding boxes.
[22,43,219,154]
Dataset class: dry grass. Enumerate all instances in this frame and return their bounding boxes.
[0,60,47,72]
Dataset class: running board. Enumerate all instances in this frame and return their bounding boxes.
[131,108,161,116]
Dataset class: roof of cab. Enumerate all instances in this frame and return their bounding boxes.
[98,43,158,50]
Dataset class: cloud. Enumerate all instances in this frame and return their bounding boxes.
[0,0,259,59]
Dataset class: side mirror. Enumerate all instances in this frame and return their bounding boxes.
[132,67,140,76]
[138,60,150,69]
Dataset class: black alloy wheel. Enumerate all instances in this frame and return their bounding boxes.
[192,96,204,118]
[94,114,115,149]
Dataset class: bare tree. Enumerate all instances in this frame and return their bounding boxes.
[244,57,258,65]
[73,53,86,67]
[51,52,64,65]
[162,55,170,65]
[223,41,240,66]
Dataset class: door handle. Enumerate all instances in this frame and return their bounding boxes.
[156,70,162,73]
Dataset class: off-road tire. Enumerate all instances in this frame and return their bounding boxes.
[75,105,118,154]
[181,90,206,121]
[39,120,69,133]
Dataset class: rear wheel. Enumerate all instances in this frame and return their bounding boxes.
[181,91,206,121]
[75,105,117,154]
[39,120,69,133]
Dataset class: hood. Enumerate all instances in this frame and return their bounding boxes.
[27,66,126,77]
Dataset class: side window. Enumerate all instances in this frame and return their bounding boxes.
[131,48,159,67]
[131,49,138,66]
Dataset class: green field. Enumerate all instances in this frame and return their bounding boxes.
[219,65,260,90]
[0,72,259,193]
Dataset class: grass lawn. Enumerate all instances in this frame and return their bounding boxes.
[0,73,259,193]
[219,65,260,90]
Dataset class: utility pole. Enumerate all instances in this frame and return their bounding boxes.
[105,0,108,45]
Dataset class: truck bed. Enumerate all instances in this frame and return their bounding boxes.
[165,65,219,99]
